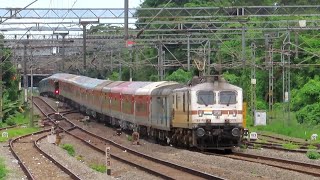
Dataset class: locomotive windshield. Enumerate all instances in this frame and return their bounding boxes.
[219,91,237,105]
[197,91,215,106]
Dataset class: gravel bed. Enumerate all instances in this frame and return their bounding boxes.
[0,143,26,180]
[241,148,320,165]
[38,132,161,180]
[44,97,320,180]
[64,113,319,180]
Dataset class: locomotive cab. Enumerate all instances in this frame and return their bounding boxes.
[175,75,244,150]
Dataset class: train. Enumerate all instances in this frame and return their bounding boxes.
[39,73,244,150]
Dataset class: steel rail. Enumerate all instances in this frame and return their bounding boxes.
[36,96,224,180]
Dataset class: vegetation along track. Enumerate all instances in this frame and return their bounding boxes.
[207,152,320,177]
[38,96,224,180]
[246,141,320,153]
[9,129,80,180]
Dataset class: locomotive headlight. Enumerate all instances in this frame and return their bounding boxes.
[232,128,240,137]
[196,128,205,137]
[198,110,204,117]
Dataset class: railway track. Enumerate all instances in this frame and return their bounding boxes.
[7,96,81,180]
[206,152,320,177]
[9,129,81,180]
[35,96,224,180]
[246,141,320,153]
[246,133,320,153]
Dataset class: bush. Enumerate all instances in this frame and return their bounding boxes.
[0,158,7,179]
[127,135,132,142]
[5,118,16,126]
[61,144,75,156]
[296,103,320,125]
[90,164,106,173]
[306,151,320,160]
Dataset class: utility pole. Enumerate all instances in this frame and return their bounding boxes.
[250,43,257,121]
[0,49,3,123]
[80,20,98,73]
[158,42,164,81]
[187,34,190,71]
[30,63,34,127]
[53,32,69,71]
[81,22,88,72]
[124,0,133,81]
[22,40,29,117]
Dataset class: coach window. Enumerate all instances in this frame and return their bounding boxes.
[197,91,215,106]
[219,91,237,105]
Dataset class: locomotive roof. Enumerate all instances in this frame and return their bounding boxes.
[151,83,185,96]
[135,81,179,96]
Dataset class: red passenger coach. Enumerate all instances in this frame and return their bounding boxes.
[135,95,149,117]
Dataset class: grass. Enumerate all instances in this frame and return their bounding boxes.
[0,127,39,142]
[246,108,320,141]
[306,151,320,160]
[90,164,106,173]
[307,145,317,150]
[61,144,75,157]
[127,135,132,142]
[282,142,299,150]
[0,158,7,179]
[76,155,84,162]
[253,143,261,149]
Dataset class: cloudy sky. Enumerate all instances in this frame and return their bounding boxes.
[0,0,142,8]
[0,0,144,36]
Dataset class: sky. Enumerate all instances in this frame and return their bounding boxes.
[0,0,144,36]
[0,0,142,8]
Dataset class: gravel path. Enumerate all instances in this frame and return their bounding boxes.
[38,133,161,180]
[42,97,320,180]
[0,143,26,180]
[63,112,319,180]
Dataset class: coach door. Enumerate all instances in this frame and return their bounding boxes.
[172,91,189,128]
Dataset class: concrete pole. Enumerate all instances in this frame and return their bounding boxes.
[242,24,246,64]
[0,51,2,123]
[124,0,129,41]
[82,23,87,72]
[30,65,34,127]
[187,34,190,71]
[129,49,133,81]
[22,40,29,117]
[61,33,68,71]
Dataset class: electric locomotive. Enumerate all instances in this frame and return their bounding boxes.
[39,73,243,150]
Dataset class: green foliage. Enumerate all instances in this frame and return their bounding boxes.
[253,143,261,149]
[0,127,39,142]
[295,103,320,125]
[108,72,120,81]
[282,142,299,150]
[61,144,75,157]
[165,69,192,84]
[307,145,317,150]
[127,135,132,142]
[223,71,240,84]
[306,151,320,160]
[291,78,320,111]
[76,155,84,162]
[0,158,7,179]
[90,164,106,173]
